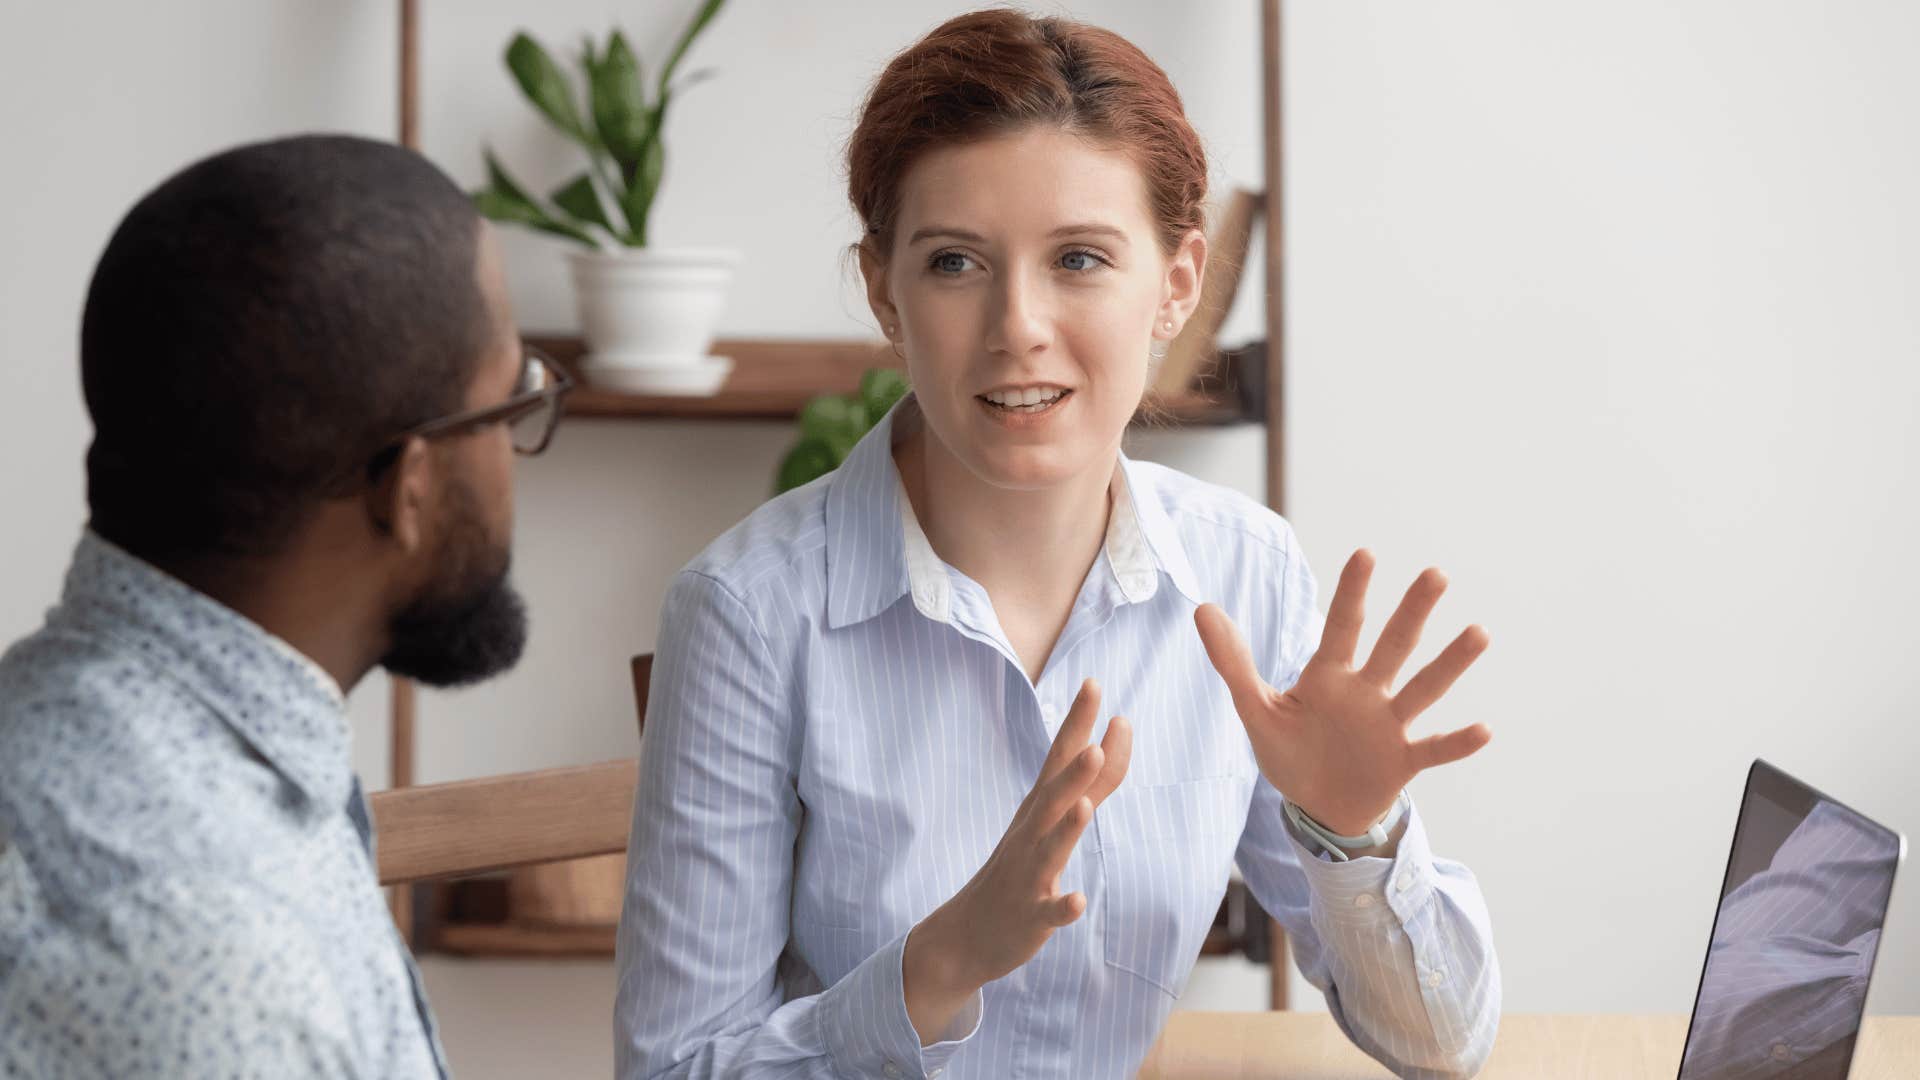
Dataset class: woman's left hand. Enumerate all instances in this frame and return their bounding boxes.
[1194,548,1492,837]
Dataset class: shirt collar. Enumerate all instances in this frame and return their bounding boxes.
[824,399,1204,630]
[56,530,354,811]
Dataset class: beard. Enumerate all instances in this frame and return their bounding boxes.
[379,477,528,688]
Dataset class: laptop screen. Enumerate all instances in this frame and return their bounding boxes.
[1677,760,1903,1079]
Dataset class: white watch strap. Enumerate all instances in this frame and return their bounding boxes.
[1285,790,1408,862]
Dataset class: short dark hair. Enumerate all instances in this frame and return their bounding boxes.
[81,133,492,562]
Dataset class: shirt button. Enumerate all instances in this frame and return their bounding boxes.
[1353,894,1375,909]
[1395,872,1414,893]
[1426,969,1446,988]
[883,1064,903,1079]
[1771,1043,1792,1062]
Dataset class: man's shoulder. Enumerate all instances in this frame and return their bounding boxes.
[0,625,288,906]
[0,624,233,798]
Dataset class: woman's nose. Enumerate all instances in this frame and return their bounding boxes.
[985,271,1053,357]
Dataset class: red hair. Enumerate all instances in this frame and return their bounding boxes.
[847,9,1208,257]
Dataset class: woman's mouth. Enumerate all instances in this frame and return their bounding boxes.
[978,387,1072,415]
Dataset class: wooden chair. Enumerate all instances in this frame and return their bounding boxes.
[367,658,651,954]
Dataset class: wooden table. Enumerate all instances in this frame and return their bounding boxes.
[1138,1013,1920,1079]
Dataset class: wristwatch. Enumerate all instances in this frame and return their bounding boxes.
[1284,790,1410,862]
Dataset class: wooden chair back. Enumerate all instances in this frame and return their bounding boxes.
[367,654,654,887]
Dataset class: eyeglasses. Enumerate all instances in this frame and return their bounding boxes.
[358,343,574,486]
[398,343,573,456]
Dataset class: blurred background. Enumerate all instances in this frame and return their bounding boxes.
[2,2,1915,1076]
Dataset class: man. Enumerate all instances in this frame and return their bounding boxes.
[0,135,569,1076]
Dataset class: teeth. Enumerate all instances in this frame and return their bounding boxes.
[984,387,1066,408]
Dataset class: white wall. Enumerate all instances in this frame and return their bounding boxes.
[1282,0,1920,1024]
[3,2,1916,1076]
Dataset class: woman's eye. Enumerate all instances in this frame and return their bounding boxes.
[1060,249,1105,272]
[931,251,974,275]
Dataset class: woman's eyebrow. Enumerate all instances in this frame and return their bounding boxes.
[906,223,1132,245]
[907,225,988,245]
[1049,223,1129,243]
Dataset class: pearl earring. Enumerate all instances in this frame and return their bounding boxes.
[1163,319,1174,332]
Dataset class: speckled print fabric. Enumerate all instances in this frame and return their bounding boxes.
[0,532,446,1078]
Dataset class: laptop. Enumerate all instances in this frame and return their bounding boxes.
[1677,759,1906,1079]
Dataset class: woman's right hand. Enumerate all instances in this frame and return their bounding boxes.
[902,678,1131,1044]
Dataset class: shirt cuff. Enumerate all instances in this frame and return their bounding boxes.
[817,925,982,1079]
[1281,795,1440,930]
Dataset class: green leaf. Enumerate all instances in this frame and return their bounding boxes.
[473,187,597,246]
[671,67,719,96]
[506,33,594,147]
[775,436,842,494]
[549,172,613,233]
[623,104,668,245]
[482,148,537,206]
[473,150,597,246]
[658,0,727,97]
[858,368,910,423]
[589,31,650,169]
[799,393,867,446]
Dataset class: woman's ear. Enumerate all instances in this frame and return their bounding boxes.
[857,238,902,340]
[365,435,433,555]
[1155,227,1209,340]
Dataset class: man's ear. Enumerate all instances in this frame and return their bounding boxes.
[365,436,434,554]
[857,239,902,341]
[1155,227,1209,341]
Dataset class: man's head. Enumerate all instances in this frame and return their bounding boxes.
[81,134,541,688]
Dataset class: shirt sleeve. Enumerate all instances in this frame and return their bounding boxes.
[615,570,981,1080]
[1231,525,1502,1080]
[0,857,363,1079]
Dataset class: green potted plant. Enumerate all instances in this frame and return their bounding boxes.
[775,370,911,494]
[474,0,734,395]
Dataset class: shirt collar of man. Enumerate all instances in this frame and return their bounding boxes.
[56,530,354,812]
[824,396,1203,631]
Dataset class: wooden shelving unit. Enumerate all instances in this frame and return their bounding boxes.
[528,334,1245,426]
[390,1,1292,1007]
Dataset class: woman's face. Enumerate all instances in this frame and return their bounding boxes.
[864,125,1203,492]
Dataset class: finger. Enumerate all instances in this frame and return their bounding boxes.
[1320,549,1376,667]
[1043,891,1088,927]
[1360,568,1447,688]
[1027,745,1104,834]
[1037,678,1102,784]
[1081,716,1133,807]
[1036,795,1095,877]
[1195,605,1269,717]
[1393,624,1491,722]
[1409,722,1492,771]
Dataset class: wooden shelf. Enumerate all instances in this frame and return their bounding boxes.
[434,920,617,957]
[531,334,1247,427]
[414,874,620,959]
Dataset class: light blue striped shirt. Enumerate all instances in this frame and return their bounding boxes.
[615,402,1500,1079]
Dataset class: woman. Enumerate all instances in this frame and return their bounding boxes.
[616,11,1499,1079]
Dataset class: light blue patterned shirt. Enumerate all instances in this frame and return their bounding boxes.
[615,402,1500,1079]
[0,533,446,1079]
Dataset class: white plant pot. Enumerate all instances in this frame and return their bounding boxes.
[568,246,740,395]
